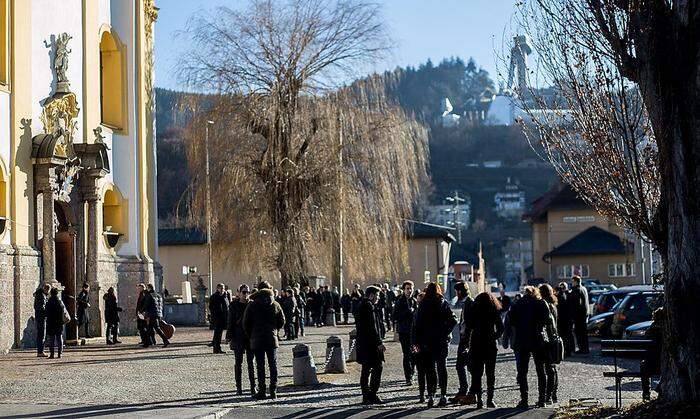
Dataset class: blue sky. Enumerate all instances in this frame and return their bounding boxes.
[154,0,519,91]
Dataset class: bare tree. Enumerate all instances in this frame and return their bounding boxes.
[177,0,429,287]
[515,0,700,402]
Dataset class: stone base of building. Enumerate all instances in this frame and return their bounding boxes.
[0,245,161,353]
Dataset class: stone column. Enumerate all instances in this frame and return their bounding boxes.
[80,170,105,337]
[35,166,59,288]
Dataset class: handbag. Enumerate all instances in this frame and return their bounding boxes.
[159,318,176,340]
[62,305,71,325]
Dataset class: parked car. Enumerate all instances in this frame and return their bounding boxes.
[582,279,601,288]
[622,320,653,340]
[587,283,618,292]
[610,288,664,338]
[587,301,622,338]
[593,285,660,315]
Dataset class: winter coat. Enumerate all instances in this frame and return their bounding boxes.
[458,296,474,345]
[467,307,504,356]
[45,295,66,336]
[556,291,573,333]
[227,298,250,350]
[568,285,589,319]
[209,291,230,328]
[412,295,458,359]
[355,298,383,365]
[77,290,90,324]
[34,289,48,318]
[243,288,285,351]
[507,295,551,352]
[281,295,297,324]
[307,291,320,314]
[392,294,417,335]
[104,293,122,324]
[332,291,341,312]
[147,291,164,319]
[340,294,352,312]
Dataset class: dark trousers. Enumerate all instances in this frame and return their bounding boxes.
[360,362,383,398]
[284,321,295,340]
[343,311,349,324]
[425,353,448,397]
[79,314,90,337]
[234,347,256,392]
[254,348,278,392]
[212,326,224,351]
[137,319,148,344]
[456,341,469,394]
[416,353,427,396]
[48,331,63,357]
[515,349,547,402]
[544,362,558,400]
[640,359,659,399]
[36,315,46,354]
[296,310,305,337]
[469,350,497,399]
[574,315,589,353]
[384,308,392,331]
[559,322,575,356]
[398,333,414,382]
[149,317,169,345]
[106,322,119,343]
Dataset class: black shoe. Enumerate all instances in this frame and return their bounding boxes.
[536,400,546,408]
[250,388,257,397]
[437,396,447,407]
[418,395,425,403]
[236,387,243,396]
[476,400,483,409]
[362,396,371,405]
[252,391,266,400]
[487,399,496,408]
[405,379,413,387]
[162,341,170,348]
[106,341,114,345]
[516,399,529,409]
[114,340,122,344]
[552,394,558,403]
[427,397,434,408]
[370,394,384,404]
[269,386,277,399]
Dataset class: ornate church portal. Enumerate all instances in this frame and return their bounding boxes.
[32,33,111,343]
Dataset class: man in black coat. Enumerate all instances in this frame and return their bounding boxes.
[76,283,91,338]
[356,285,386,405]
[569,276,590,354]
[280,289,297,340]
[146,284,170,347]
[340,290,352,324]
[556,282,575,357]
[209,283,230,353]
[392,280,416,386]
[506,286,551,408]
[452,281,474,403]
[227,284,255,396]
[34,284,50,357]
[383,283,396,332]
[243,281,285,400]
[103,287,122,344]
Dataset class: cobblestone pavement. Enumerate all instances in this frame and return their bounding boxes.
[0,324,642,418]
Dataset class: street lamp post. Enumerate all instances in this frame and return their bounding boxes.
[446,191,465,243]
[204,120,215,293]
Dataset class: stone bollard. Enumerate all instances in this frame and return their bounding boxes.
[347,329,357,362]
[195,278,208,326]
[324,335,347,373]
[292,344,319,386]
[325,309,337,327]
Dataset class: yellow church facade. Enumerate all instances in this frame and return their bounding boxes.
[0,0,160,351]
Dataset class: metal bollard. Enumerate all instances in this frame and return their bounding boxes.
[347,329,357,362]
[325,309,337,326]
[324,335,347,373]
[292,344,319,386]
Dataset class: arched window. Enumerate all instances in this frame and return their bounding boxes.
[0,0,8,86]
[99,30,126,130]
[103,186,127,248]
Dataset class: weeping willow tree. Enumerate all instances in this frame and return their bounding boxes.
[177,0,429,287]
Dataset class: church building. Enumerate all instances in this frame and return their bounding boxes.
[0,0,160,351]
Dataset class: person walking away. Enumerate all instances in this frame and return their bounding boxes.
[556,282,575,357]
[45,288,67,359]
[356,285,386,405]
[136,284,149,347]
[467,292,504,409]
[103,287,123,344]
[340,289,352,324]
[412,292,427,402]
[383,283,396,332]
[227,284,256,396]
[569,276,589,354]
[452,281,474,404]
[76,282,91,338]
[412,282,457,408]
[539,284,560,404]
[34,284,50,357]
[209,284,230,353]
[375,287,387,338]
[243,281,285,400]
[392,280,417,386]
[281,289,297,340]
[641,307,663,400]
[293,287,305,337]
[506,285,551,408]
[145,284,170,347]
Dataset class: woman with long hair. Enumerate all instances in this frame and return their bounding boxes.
[467,292,504,408]
[411,282,457,407]
[539,283,559,404]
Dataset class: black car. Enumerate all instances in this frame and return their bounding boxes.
[610,289,664,338]
[593,285,660,315]
[587,300,622,338]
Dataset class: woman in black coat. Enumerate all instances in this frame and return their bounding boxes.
[539,284,559,405]
[412,282,457,408]
[355,286,385,405]
[45,288,67,358]
[103,287,122,344]
[467,292,504,409]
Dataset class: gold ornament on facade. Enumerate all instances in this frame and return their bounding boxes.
[39,93,80,158]
[144,0,159,36]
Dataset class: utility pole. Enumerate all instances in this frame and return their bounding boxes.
[446,191,465,243]
[204,120,215,293]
